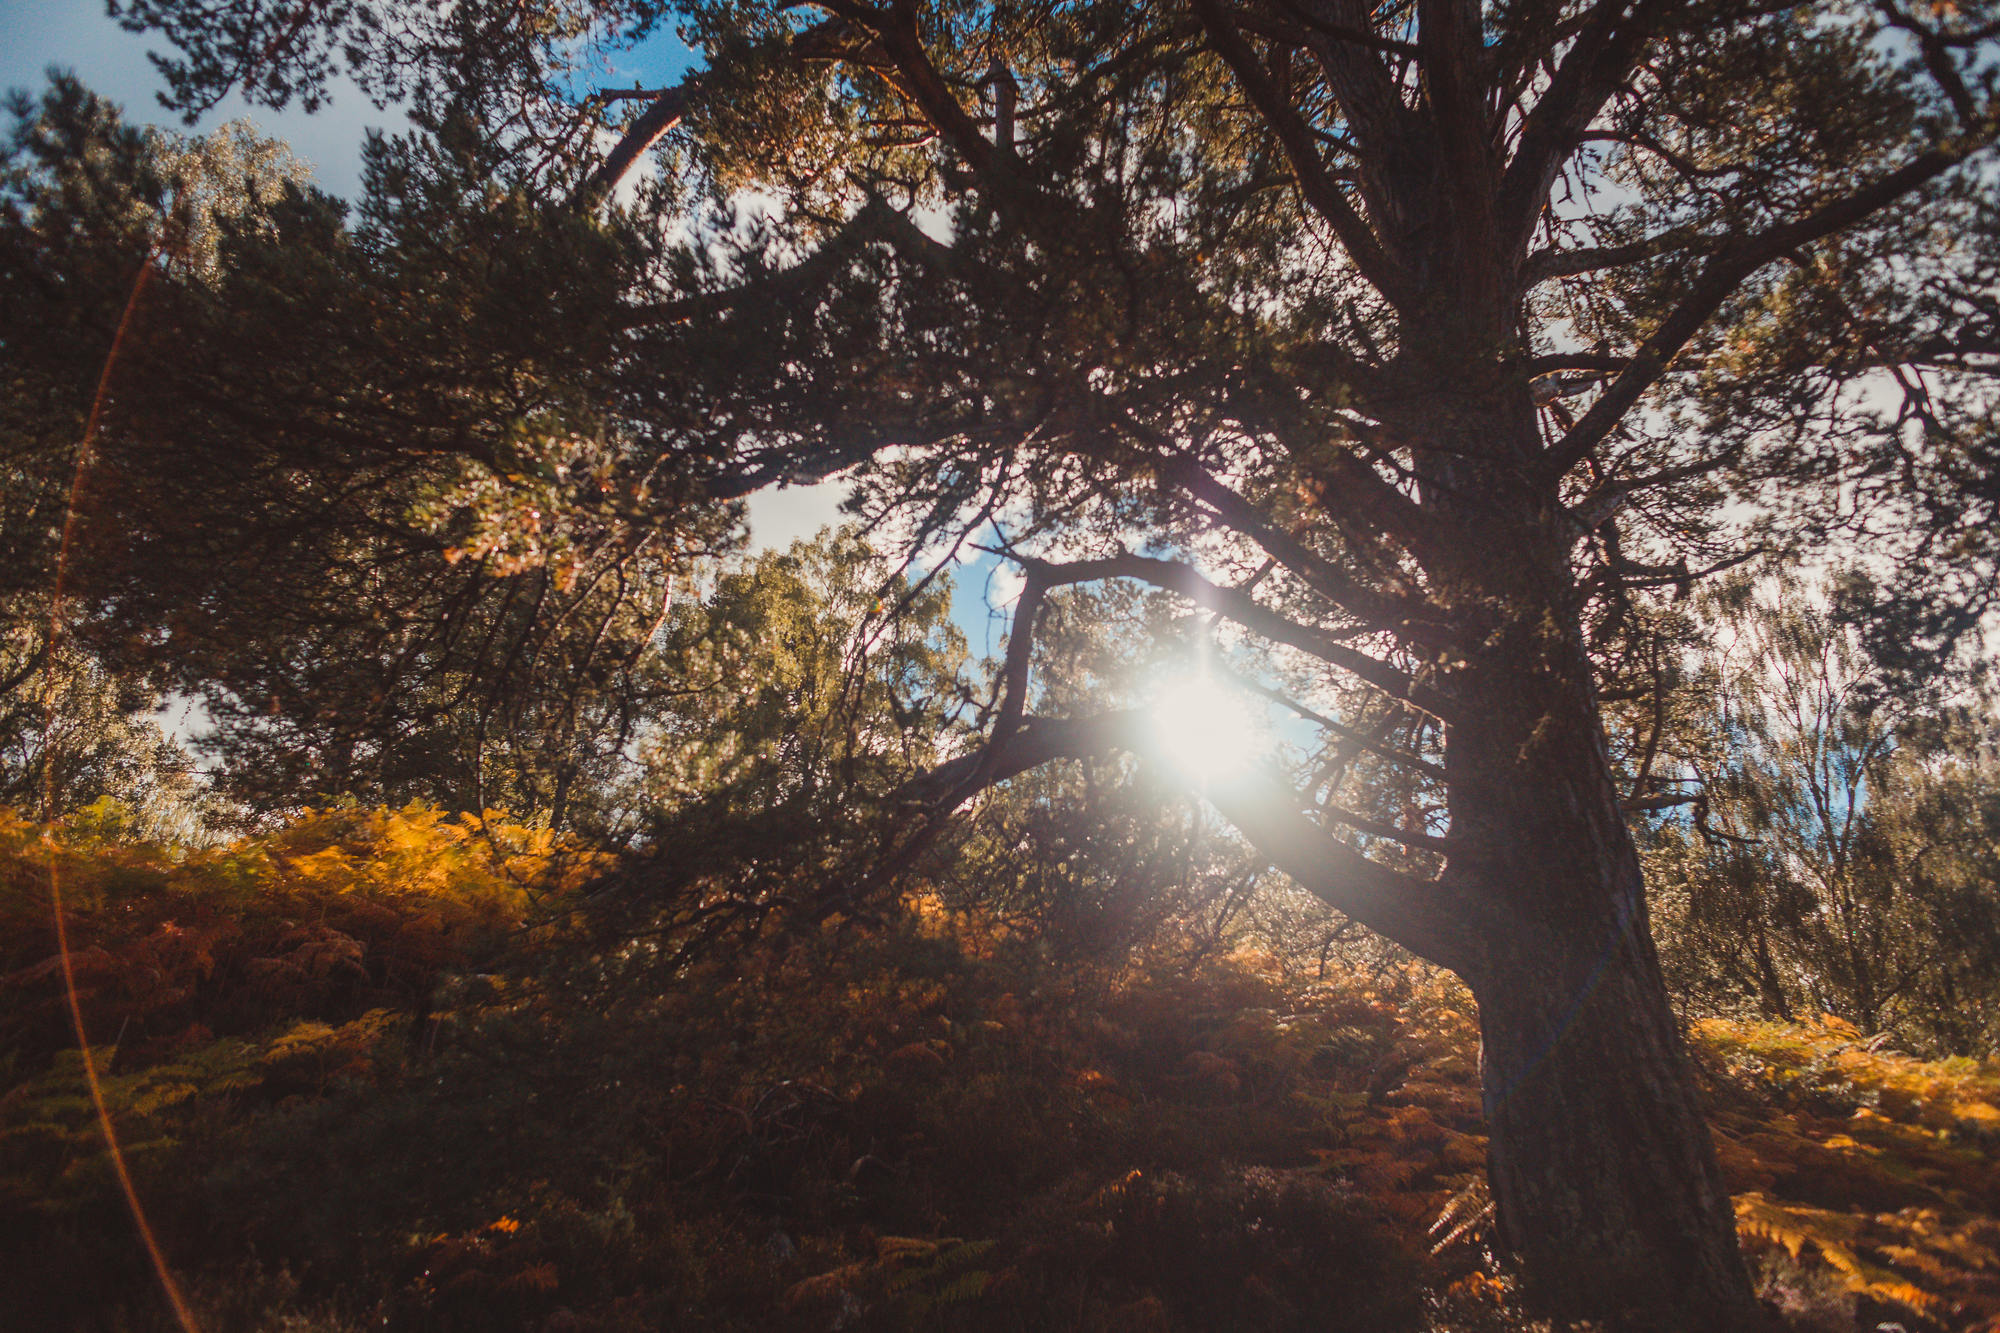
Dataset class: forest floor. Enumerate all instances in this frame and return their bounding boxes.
[2,805,1997,1332]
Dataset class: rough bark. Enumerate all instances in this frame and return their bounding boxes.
[1425,479,1759,1324]
[1474,911,1756,1326]
[1448,665,1759,1327]
[1342,324,1762,1322]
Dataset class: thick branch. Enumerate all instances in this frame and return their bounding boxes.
[1540,143,1990,480]
[980,559,1051,773]
[1321,800,1454,852]
[907,711,1480,970]
[1293,0,1414,158]
[1528,353,1632,377]
[902,709,1147,803]
[617,195,916,327]
[1154,456,1447,641]
[1875,0,1980,127]
[854,0,1004,176]
[1169,446,1435,573]
[812,0,1064,224]
[1524,223,1714,285]
[1210,771,1477,970]
[1566,454,1739,529]
[1497,0,1676,261]
[1193,0,1409,306]
[572,15,879,207]
[1225,668,1450,782]
[1008,551,1455,718]
[572,81,695,207]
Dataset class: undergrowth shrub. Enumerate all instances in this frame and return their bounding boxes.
[6,810,2000,1331]
[0,803,593,1330]
[1696,1015,2000,1329]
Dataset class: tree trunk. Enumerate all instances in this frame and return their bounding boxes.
[1471,878,1758,1326]
[1752,922,1793,1021]
[1445,611,1762,1328]
[1371,332,1764,1322]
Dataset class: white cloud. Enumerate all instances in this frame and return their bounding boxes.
[743,478,851,551]
[985,559,1025,608]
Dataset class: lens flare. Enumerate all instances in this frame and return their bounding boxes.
[1150,674,1261,781]
[46,253,199,1332]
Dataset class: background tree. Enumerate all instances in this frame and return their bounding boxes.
[605,530,1276,967]
[1649,572,2000,1055]
[596,528,979,941]
[49,0,2000,1323]
[0,80,297,834]
[1,81,751,829]
[0,626,205,837]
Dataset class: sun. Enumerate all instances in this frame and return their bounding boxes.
[1150,673,1262,781]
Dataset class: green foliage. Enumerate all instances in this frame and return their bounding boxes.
[0,76,309,602]
[0,79,270,837]
[0,77,741,827]
[0,631,207,836]
[640,528,972,817]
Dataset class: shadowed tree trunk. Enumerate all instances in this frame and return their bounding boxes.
[1449,634,1756,1324]
[1396,346,1759,1318]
